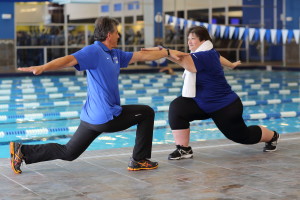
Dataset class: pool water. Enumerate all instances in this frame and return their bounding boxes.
[0,70,299,158]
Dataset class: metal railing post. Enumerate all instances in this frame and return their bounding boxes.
[43,47,47,64]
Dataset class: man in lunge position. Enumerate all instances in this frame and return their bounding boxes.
[10,16,188,174]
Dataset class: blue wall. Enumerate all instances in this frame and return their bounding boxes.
[242,0,290,61]
[0,2,14,39]
[154,0,163,39]
[286,0,300,29]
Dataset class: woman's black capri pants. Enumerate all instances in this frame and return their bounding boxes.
[168,96,262,144]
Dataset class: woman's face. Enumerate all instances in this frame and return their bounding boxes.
[188,33,203,52]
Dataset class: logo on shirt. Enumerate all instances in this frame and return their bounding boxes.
[113,56,118,64]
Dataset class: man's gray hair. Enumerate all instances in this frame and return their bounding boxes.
[94,17,119,42]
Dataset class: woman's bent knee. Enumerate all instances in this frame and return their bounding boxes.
[223,125,262,145]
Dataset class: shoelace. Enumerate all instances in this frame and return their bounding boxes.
[13,149,23,166]
[14,156,22,166]
[268,133,278,145]
[138,161,152,167]
[178,149,189,155]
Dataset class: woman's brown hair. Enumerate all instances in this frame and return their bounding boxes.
[188,26,212,42]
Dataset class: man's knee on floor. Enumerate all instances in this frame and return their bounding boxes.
[62,152,81,161]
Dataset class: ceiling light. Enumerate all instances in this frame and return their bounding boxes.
[50,0,102,4]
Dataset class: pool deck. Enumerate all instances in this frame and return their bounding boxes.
[1,131,300,200]
[1,62,300,77]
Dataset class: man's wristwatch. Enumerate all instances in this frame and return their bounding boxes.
[157,45,170,57]
[166,48,170,57]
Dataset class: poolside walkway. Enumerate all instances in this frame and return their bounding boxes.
[1,132,300,200]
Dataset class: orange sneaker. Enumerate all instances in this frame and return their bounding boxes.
[10,142,23,174]
[128,157,158,171]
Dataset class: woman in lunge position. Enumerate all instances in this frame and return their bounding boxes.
[144,26,279,160]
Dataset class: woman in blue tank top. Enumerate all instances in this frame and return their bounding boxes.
[146,26,280,160]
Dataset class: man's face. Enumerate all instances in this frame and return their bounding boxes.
[109,27,120,48]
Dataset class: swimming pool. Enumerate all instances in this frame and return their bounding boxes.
[0,70,299,158]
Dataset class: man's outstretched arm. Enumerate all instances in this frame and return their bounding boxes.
[18,55,78,75]
[129,48,189,64]
[140,47,196,73]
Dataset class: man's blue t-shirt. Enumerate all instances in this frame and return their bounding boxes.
[190,49,238,113]
[72,41,133,124]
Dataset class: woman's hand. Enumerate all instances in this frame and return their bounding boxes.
[231,60,241,69]
[169,49,189,61]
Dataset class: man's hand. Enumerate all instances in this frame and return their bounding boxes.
[141,47,161,51]
[18,65,45,75]
[141,47,189,60]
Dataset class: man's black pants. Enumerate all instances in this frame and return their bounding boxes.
[22,105,155,164]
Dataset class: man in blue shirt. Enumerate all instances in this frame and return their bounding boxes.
[11,17,188,174]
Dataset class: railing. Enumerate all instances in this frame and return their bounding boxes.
[16,45,84,64]
[10,22,300,73]
[0,40,14,72]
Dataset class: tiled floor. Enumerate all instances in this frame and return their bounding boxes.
[1,132,300,200]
